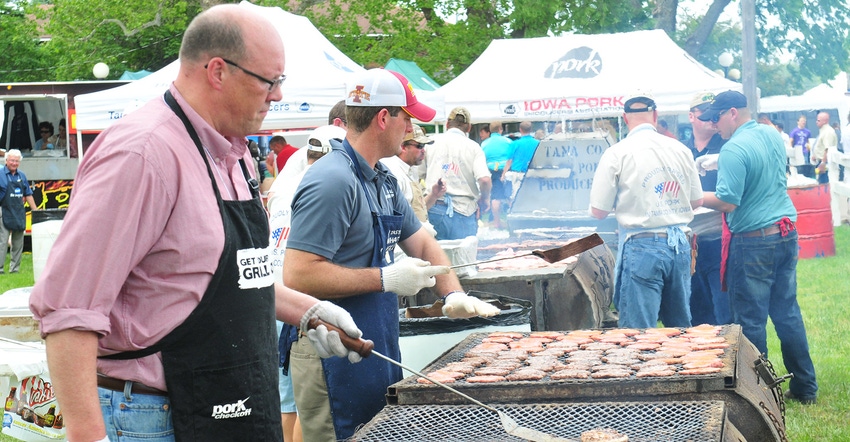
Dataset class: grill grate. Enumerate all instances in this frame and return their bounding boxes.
[350,401,729,441]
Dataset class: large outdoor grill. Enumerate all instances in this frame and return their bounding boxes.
[503,131,722,243]
[419,237,616,331]
[386,325,786,442]
[506,131,616,234]
[350,401,745,441]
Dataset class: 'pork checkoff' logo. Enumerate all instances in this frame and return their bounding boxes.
[544,46,602,79]
[211,397,252,419]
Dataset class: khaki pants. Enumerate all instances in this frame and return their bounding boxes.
[290,336,336,442]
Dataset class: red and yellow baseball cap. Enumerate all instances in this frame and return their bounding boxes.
[346,69,436,122]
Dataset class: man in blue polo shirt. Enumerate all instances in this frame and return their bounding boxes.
[504,121,538,202]
[699,90,818,405]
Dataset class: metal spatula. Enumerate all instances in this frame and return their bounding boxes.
[308,318,574,442]
[449,233,604,269]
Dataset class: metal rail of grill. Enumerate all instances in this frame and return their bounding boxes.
[350,401,732,442]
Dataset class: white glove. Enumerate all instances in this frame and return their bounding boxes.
[300,301,364,363]
[381,257,450,297]
[695,154,719,176]
[441,291,501,319]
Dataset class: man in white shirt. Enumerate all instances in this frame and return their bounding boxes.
[589,92,703,329]
[422,106,491,240]
[380,124,444,229]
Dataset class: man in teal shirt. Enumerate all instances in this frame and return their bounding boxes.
[504,121,539,202]
[481,121,514,228]
[699,90,818,405]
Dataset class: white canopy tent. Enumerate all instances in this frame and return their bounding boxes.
[75,2,444,132]
[760,73,850,128]
[437,30,742,123]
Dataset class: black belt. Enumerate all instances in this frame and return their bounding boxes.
[737,225,782,237]
[97,374,167,396]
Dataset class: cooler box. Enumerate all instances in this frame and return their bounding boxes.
[0,287,40,343]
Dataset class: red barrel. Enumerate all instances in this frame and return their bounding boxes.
[787,184,835,259]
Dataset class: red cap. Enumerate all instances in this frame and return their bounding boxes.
[387,71,436,122]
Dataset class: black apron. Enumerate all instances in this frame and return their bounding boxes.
[320,140,404,440]
[101,92,281,442]
[1,169,28,231]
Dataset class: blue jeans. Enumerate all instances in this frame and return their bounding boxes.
[427,205,478,240]
[615,235,692,328]
[99,386,174,441]
[690,237,731,325]
[727,230,818,398]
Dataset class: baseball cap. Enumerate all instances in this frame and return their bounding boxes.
[690,91,716,112]
[448,106,471,123]
[306,125,346,153]
[345,69,436,122]
[697,90,748,122]
[623,92,656,113]
[403,124,433,144]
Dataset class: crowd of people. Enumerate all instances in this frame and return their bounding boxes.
[27,6,498,442]
[588,90,818,407]
[14,5,825,442]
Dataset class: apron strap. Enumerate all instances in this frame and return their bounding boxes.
[101,91,251,361]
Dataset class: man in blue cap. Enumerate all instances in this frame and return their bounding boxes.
[699,90,818,405]
[589,91,703,329]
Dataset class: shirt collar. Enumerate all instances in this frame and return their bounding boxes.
[167,84,247,161]
[626,123,657,138]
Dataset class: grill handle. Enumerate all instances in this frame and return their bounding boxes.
[307,317,374,358]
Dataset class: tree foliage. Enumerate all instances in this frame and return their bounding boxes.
[0,1,50,82]
[2,0,847,98]
[36,0,191,81]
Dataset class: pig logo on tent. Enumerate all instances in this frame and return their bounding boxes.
[502,104,517,115]
[544,46,602,79]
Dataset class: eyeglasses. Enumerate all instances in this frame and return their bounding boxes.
[219,58,286,92]
[405,142,426,150]
[711,109,730,123]
[40,130,50,134]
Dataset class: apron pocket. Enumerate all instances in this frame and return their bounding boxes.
[178,358,278,440]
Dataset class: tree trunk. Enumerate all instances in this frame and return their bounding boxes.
[653,0,679,35]
[683,0,734,57]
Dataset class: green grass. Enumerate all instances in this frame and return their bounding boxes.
[0,251,35,293]
[765,225,850,441]
[2,228,850,441]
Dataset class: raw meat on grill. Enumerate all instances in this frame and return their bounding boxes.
[580,428,629,442]
[551,368,592,380]
[466,375,508,383]
[418,327,730,384]
[506,368,547,381]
